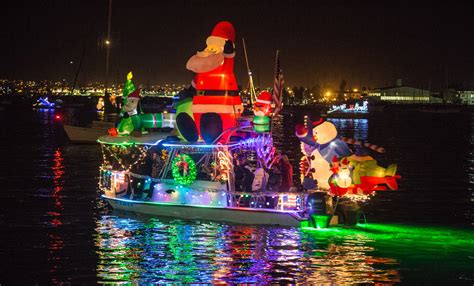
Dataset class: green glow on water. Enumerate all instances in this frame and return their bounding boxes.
[301,223,474,249]
[96,215,473,284]
[301,223,474,282]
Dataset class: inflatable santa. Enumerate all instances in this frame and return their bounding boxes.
[177,21,243,143]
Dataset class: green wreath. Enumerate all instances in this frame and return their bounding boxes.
[171,154,197,185]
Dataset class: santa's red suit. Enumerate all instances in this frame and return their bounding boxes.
[186,21,243,143]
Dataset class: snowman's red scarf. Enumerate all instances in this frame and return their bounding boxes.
[340,137,385,153]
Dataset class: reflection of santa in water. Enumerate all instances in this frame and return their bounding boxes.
[185,21,243,143]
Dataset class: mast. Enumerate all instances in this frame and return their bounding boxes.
[70,43,86,96]
[242,38,257,104]
[104,0,112,95]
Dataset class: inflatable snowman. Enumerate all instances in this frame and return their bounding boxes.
[296,118,351,189]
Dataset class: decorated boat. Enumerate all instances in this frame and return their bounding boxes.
[33,97,58,110]
[98,21,400,227]
[322,100,369,118]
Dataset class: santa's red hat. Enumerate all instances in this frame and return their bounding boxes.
[127,88,141,99]
[295,124,308,138]
[256,91,272,105]
[341,157,349,165]
[332,156,339,163]
[210,21,235,42]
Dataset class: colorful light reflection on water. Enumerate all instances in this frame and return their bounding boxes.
[1,108,473,284]
[93,215,473,284]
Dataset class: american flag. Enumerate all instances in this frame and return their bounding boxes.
[272,50,284,116]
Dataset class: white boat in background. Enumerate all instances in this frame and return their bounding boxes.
[63,120,114,143]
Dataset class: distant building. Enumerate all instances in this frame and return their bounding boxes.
[343,89,362,100]
[459,90,474,105]
[367,79,440,104]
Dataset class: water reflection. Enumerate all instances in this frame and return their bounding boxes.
[47,147,65,284]
[95,215,402,284]
[328,118,369,141]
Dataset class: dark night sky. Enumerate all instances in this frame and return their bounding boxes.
[2,1,473,90]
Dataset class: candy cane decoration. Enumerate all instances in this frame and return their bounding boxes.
[217,150,232,182]
[340,137,385,153]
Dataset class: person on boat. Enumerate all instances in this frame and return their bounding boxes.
[140,150,164,199]
[128,160,144,200]
[202,161,224,182]
[259,152,280,192]
[123,173,135,199]
[252,167,268,192]
[150,151,164,178]
[234,154,254,193]
[278,155,294,192]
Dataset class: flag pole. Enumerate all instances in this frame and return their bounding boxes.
[272,50,282,117]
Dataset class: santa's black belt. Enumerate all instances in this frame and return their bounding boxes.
[197,90,239,96]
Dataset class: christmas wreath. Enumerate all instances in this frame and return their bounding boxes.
[172,154,197,185]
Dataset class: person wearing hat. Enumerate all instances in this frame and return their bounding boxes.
[178,21,243,143]
[253,91,272,133]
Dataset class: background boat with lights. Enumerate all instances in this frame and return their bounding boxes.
[321,100,369,118]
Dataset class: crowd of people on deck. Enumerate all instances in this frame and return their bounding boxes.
[233,152,294,193]
[117,146,295,204]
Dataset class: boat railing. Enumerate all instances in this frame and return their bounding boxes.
[100,169,305,212]
[227,190,304,211]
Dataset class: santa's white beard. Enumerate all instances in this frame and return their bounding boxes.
[186,52,224,73]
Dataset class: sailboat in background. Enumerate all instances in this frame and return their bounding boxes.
[62,0,115,143]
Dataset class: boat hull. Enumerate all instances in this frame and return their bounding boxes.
[103,195,306,227]
[63,124,109,143]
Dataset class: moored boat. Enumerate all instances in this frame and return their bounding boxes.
[63,122,113,143]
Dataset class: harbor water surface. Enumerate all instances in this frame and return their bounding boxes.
[0,107,473,284]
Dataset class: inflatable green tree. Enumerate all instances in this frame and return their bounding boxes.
[122,71,136,108]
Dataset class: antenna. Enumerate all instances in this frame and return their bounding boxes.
[70,43,86,96]
[242,38,256,103]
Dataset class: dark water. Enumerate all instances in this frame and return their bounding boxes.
[1,107,473,284]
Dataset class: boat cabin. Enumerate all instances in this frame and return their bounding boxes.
[98,133,304,212]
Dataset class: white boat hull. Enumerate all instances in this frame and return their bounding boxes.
[63,124,109,143]
[103,195,306,227]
